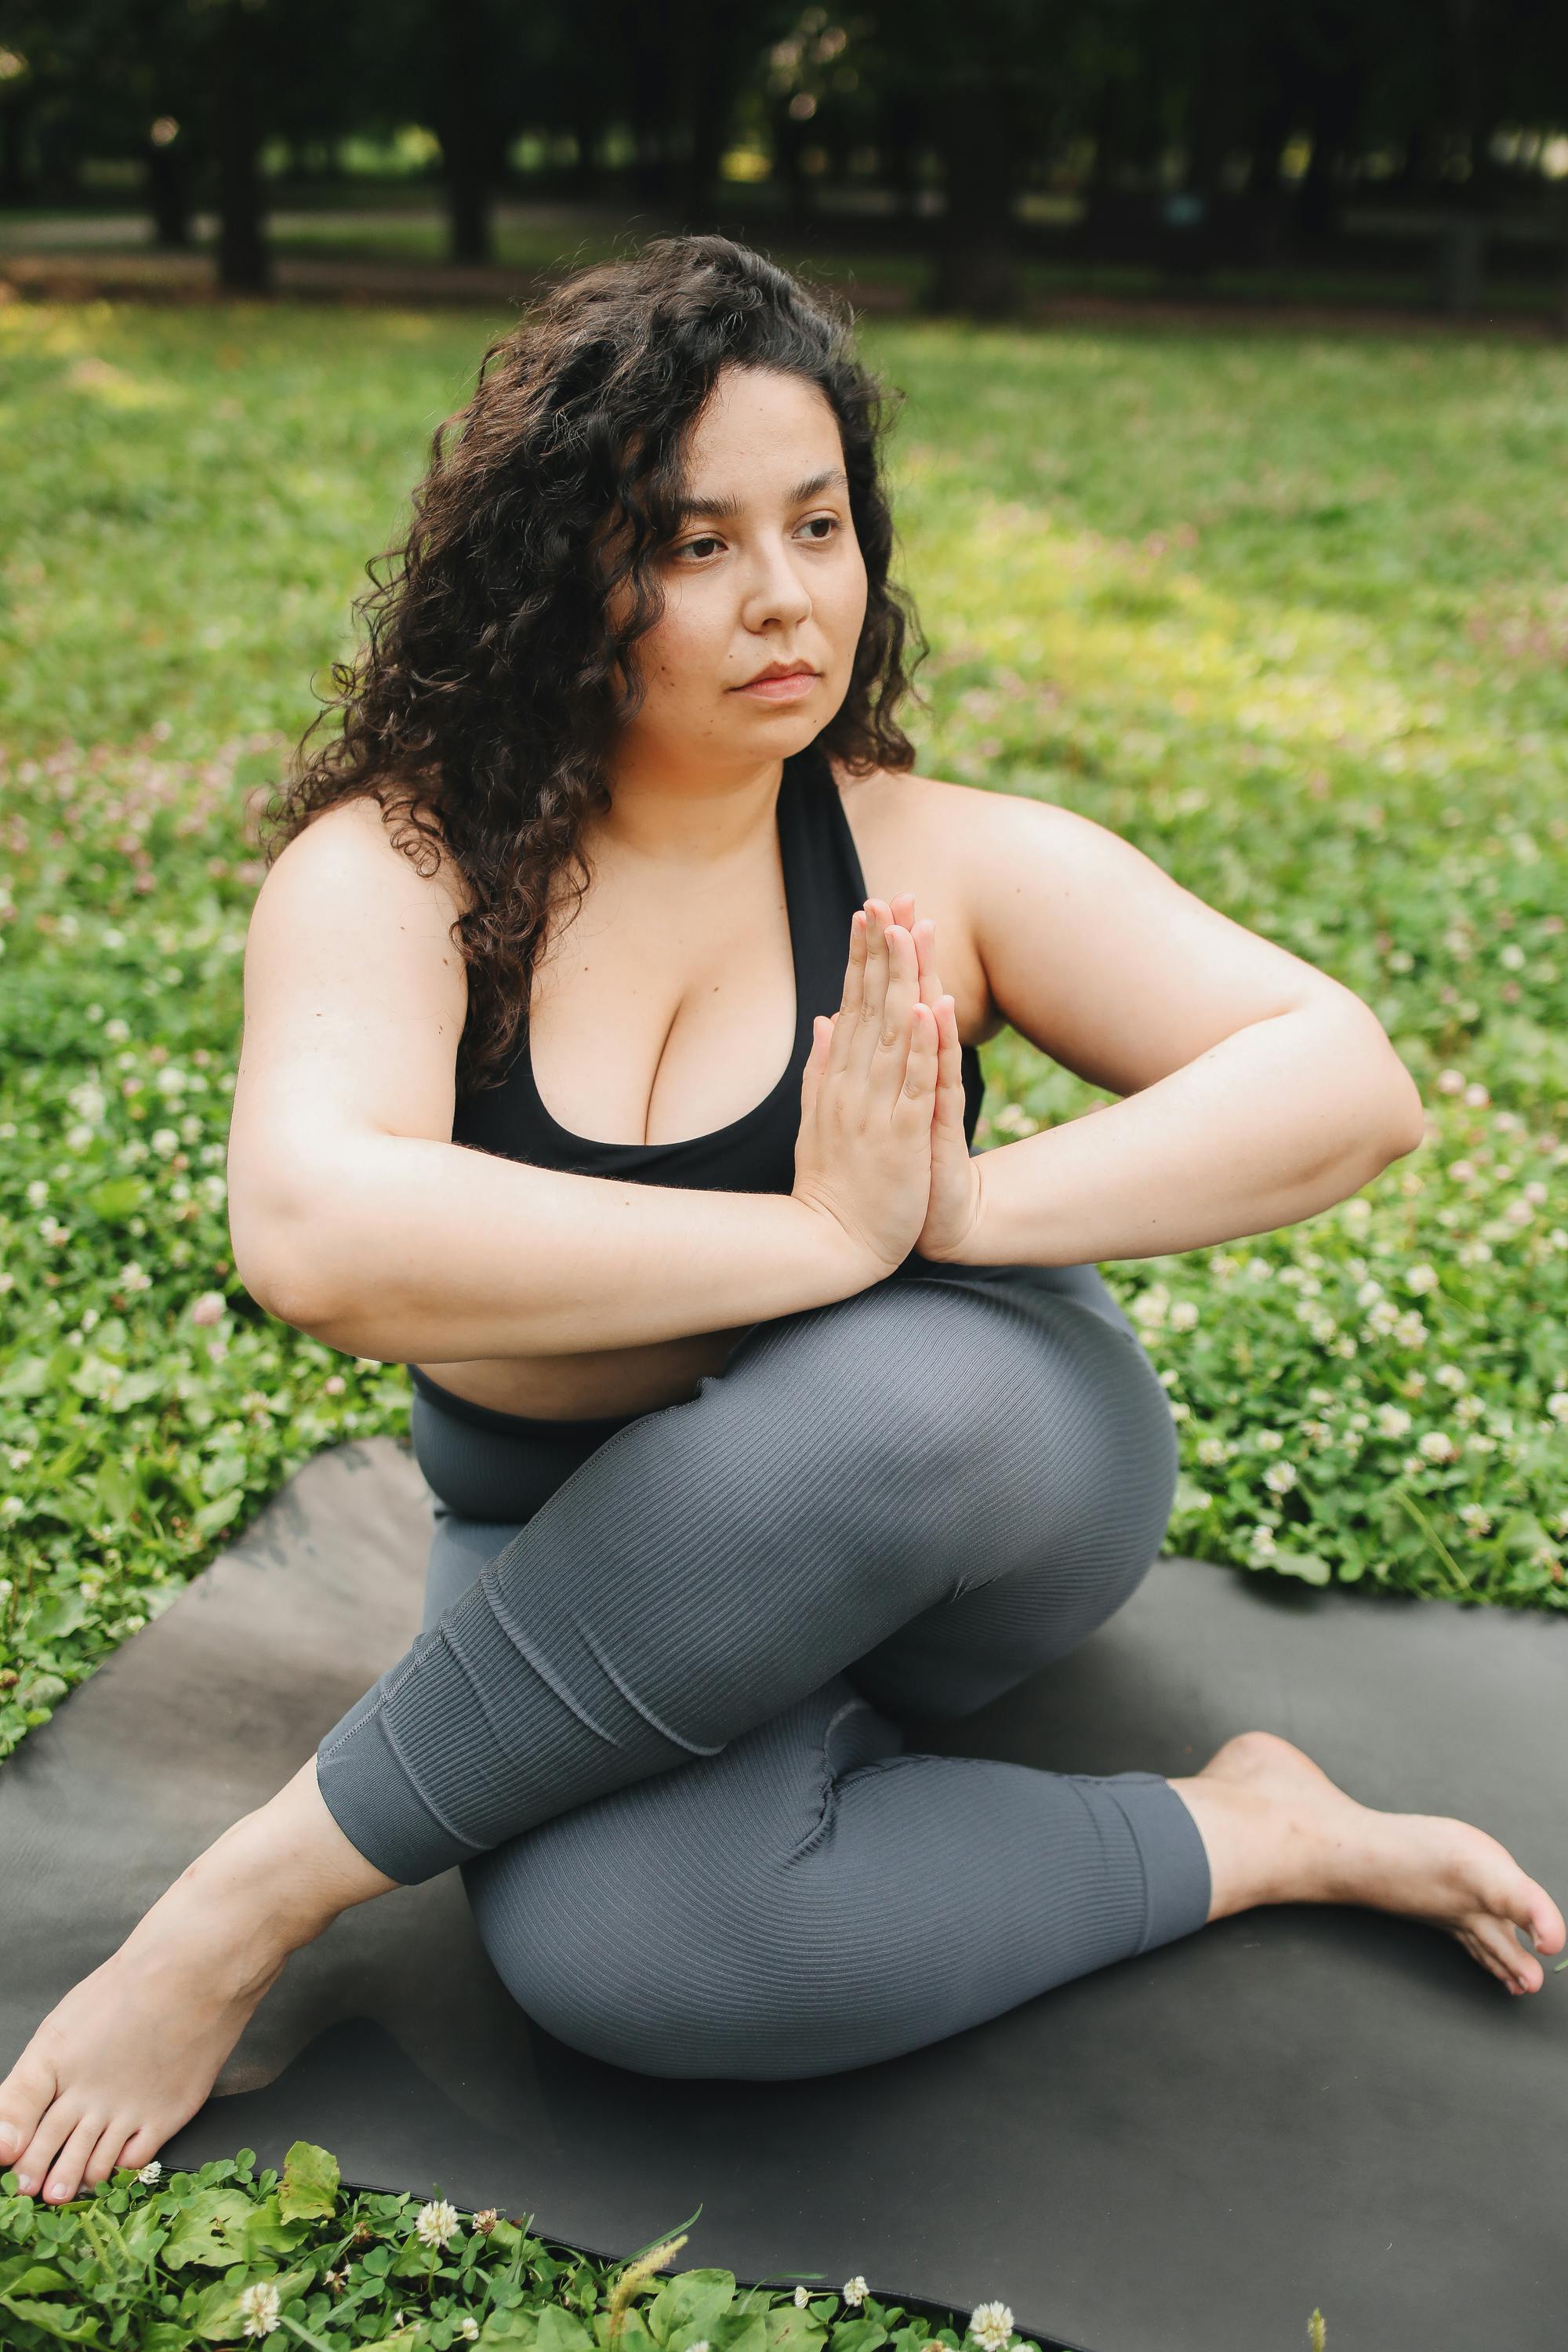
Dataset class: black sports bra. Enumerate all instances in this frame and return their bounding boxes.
[448,738,985,1193]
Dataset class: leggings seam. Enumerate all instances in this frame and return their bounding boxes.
[786,1695,882,1866]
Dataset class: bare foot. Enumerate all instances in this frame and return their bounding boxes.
[0,1759,398,2205]
[1171,1730,1566,1996]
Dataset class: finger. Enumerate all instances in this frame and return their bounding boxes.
[867,920,922,1108]
[890,999,940,1133]
[932,995,964,1128]
[848,897,894,1087]
[800,1014,829,1112]
[910,916,942,1014]
[829,912,868,1075]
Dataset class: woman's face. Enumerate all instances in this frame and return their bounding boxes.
[608,364,869,775]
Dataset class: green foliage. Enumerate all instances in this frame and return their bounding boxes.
[0,2151,1062,2352]
[0,302,1564,1770]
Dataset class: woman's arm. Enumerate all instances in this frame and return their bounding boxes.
[228,799,870,1362]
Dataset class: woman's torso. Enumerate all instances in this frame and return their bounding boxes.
[412,741,1002,1421]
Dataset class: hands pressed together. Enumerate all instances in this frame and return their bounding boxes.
[790,893,986,1281]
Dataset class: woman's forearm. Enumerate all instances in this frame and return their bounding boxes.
[248,1134,871,1363]
[961,1002,1426,1268]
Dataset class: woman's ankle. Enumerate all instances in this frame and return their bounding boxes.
[191,1760,403,1954]
[1166,1776,1286,1924]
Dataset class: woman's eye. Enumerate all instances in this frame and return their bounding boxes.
[676,517,839,561]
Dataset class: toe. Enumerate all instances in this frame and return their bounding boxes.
[0,2054,59,2172]
[83,2119,139,2190]
[117,2124,165,2173]
[42,2115,105,2206]
[1524,1884,1566,1956]
[14,2101,85,2198]
[1470,1913,1536,1991]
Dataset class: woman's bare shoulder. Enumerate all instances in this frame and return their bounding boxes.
[282,789,477,925]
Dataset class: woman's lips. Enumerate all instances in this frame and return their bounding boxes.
[735,672,818,700]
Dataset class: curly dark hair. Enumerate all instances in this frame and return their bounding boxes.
[258,231,930,1100]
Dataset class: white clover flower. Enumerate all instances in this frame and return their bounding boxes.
[238,2281,281,2339]
[1418,1430,1460,1463]
[1524,1180,1549,1205]
[1463,1083,1490,1108]
[136,2158,162,2184]
[1376,1404,1412,1438]
[1263,1461,1298,1494]
[1131,1285,1170,1327]
[416,2196,462,2249]
[1331,1334,1358,1359]
[1433,1363,1467,1391]
[104,1017,131,1043]
[1436,1068,1465,1095]
[151,1127,180,1156]
[1402,1453,1425,1475]
[67,1080,107,1123]
[1500,943,1526,971]
[1168,1300,1200,1331]
[1404,1264,1439,1294]
[1300,1419,1333,1449]
[25,1178,48,1208]
[1393,1312,1428,1348]
[970,2303,1016,2352]
[1245,1258,1274,1283]
[1249,1526,1279,1559]
[458,2322,481,2343]
[1308,1386,1335,1406]
[1210,1253,1240,1280]
[1341,1197,1372,1228]
[688,2340,710,2351]
[1256,1429,1284,1452]
[794,2288,811,2310]
[1454,1394,1484,1425]
[1449,1159,1476,1183]
[117,1262,153,1292]
[1459,1504,1493,1534]
[1196,1436,1228,1466]
[1356,1279,1385,1307]
[1,1496,27,1526]
[40,1218,71,1246]
[842,2277,868,2307]
[64,1123,94,1151]
[191,1290,227,1327]
[1547,1393,1568,1424]
[1469,1432,1498,1454]
[1363,1300,1401,1336]
[1169,1399,1191,1421]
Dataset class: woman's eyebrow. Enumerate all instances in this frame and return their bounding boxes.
[673,468,848,522]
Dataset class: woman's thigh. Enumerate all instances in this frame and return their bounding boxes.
[412,1256,1176,1715]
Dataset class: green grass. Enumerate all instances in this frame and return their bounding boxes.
[0,2138,1078,2352]
[0,299,1566,1771]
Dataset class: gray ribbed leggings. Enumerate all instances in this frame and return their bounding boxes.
[314,1258,1213,2081]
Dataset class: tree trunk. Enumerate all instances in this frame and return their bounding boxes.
[0,93,34,205]
[437,0,497,265]
[145,136,193,249]
[212,0,269,292]
[925,69,1018,318]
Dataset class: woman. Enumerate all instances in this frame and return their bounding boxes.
[3,235,1561,2201]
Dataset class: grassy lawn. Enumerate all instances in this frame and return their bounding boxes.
[1,296,1566,1775]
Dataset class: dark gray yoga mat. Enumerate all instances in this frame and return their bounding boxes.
[3,1436,1565,2352]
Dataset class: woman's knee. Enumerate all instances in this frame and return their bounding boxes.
[710,1275,1058,1495]
[461,1830,805,2079]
